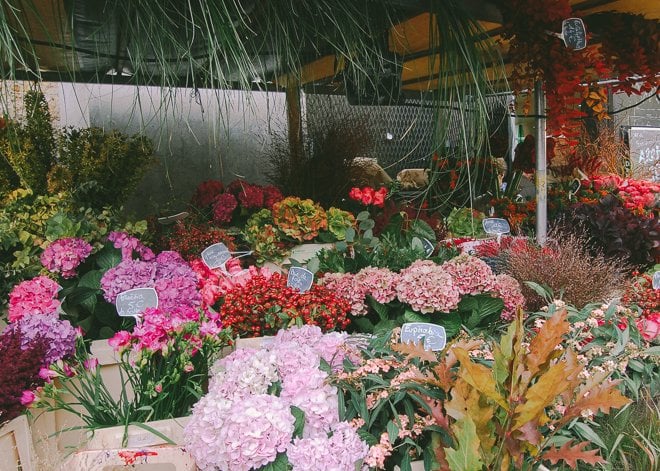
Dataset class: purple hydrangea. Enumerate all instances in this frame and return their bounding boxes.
[107,231,155,261]
[4,314,78,365]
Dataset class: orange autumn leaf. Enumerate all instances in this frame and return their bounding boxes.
[392,341,438,363]
[561,379,631,425]
[453,348,508,410]
[541,441,605,469]
[526,309,569,377]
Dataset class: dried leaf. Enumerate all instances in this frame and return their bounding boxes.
[454,348,508,410]
[541,440,605,469]
[444,416,485,471]
[562,379,631,424]
[392,341,438,363]
[513,360,571,430]
[526,309,569,377]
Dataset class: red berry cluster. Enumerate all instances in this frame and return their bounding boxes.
[622,272,660,318]
[219,272,351,337]
[164,221,237,261]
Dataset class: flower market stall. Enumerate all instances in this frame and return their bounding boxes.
[1,1,660,470]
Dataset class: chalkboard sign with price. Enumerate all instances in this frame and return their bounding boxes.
[653,271,659,290]
[562,18,587,50]
[287,267,314,293]
[482,218,510,235]
[116,287,158,318]
[201,243,231,270]
[401,323,446,351]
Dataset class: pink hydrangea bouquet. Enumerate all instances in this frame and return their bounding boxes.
[321,255,525,336]
[40,237,93,279]
[185,325,369,471]
[8,275,61,322]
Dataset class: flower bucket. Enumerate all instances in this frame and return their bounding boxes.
[59,445,197,470]
[235,336,275,350]
[0,415,35,471]
[90,339,132,401]
[84,417,190,450]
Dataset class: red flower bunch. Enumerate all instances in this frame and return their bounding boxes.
[622,271,660,319]
[220,271,351,338]
[163,221,236,261]
[590,175,659,215]
[349,186,387,208]
[191,180,224,209]
[212,192,239,225]
[209,180,285,226]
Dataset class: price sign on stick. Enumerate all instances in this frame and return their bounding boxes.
[287,267,314,293]
[483,218,510,243]
[401,323,446,351]
[116,288,158,318]
[201,243,231,270]
[653,271,660,290]
[421,238,435,258]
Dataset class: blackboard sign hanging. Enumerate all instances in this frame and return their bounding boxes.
[400,323,446,351]
[201,243,231,270]
[561,18,587,51]
[287,267,314,293]
[116,287,159,318]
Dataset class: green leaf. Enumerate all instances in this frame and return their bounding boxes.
[345,227,356,243]
[572,422,607,450]
[78,269,103,290]
[306,257,320,274]
[96,246,122,271]
[357,211,370,221]
[359,219,375,231]
[642,346,660,356]
[368,296,390,322]
[387,420,399,444]
[444,416,484,471]
[335,241,348,252]
[403,309,428,324]
[260,453,289,471]
[436,312,462,337]
[353,317,376,334]
[411,219,436,241]
[291,406,305,439]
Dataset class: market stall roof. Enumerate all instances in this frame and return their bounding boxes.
[1,0,658,92]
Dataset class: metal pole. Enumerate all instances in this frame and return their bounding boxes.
[535,80,547,246]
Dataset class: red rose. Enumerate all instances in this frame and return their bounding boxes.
[637,313,660,342]
[349,187,363,202]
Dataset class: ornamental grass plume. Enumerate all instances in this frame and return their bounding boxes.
[504,230,628,310]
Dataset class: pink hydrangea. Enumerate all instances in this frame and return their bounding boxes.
[8,276,61,322]
[441,255,496,295]
[185,393,295,471]
[40,237,93,278]
[491,273,526,321]
[209,349,279,400]
[354,266,398,304]
[212,192,238,225]
[321,272,369,316]
[107,231,154,261]
[396,260,461,313]
[288,422,369,471]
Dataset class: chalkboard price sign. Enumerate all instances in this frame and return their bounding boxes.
[482,218,511,235]
[421,238,435,258]
[562,18,587,51]
[287,267,314,293]
[201,243,231,270]
[653,271,660,290]
[116,287,158,318]
[401,323,446,351]
[569,178,581,195]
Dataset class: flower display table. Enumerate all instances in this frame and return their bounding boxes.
[0,415,36,471]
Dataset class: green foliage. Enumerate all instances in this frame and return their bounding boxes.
[53,126,155,209]
[445,207,487,238]
[0,90,55,194]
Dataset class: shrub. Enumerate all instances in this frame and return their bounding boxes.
[562,194,659,270]
[503,231,628,310]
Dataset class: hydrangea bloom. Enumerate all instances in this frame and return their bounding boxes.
[186,393,295,471]
[108,231,155,261]
[353,266,398,304]
[288,422,369,471]
[237,183,265,209]
[262,185,284,209]
[5,314,77,364]
[212,192,238,225]
[186,326,368,471]
[100,259,156,303]
[441,255,496,295]
[396,260,461,313]
[491,273,526,321]
[321,272,369,316]
[40,237,93,278]
[8,276,61,322]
